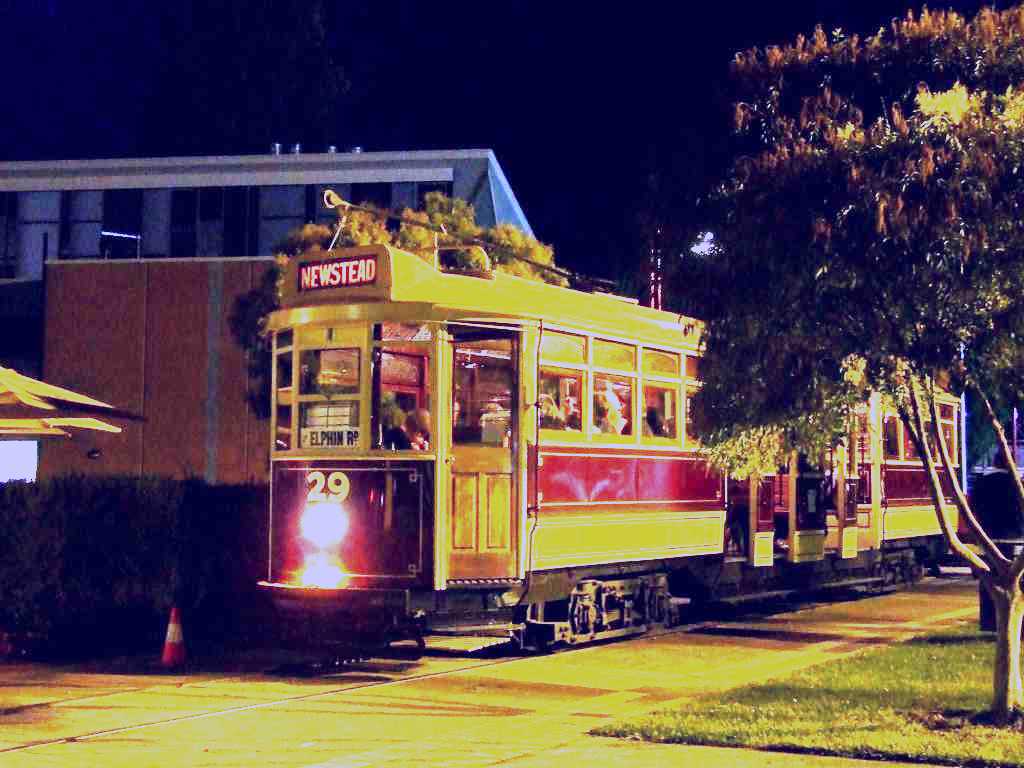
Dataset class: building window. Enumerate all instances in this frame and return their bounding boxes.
[224,186,259,256]
[417,181,453,210]
[0,192,16,277]
[350,183,392,210]
[199,188,224,222]
[170,189,198,257]
[101,189,143,259]
[60,190,103,259]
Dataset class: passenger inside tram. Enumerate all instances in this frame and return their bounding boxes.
[594,378,630,435]
[382,408,430,450]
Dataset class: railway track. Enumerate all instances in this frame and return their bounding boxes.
[1,652,520,754]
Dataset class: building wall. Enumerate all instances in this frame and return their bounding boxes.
[40,259,272,483]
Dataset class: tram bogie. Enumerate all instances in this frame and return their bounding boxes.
[515,572,677,650]
[258,240,964,653]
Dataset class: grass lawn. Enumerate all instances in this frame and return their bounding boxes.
[596,626,1024,767]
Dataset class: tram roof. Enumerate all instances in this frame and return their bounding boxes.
[270,245,702,352]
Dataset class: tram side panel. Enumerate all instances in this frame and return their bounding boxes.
[531,447,725,571]
[881,463,958,541]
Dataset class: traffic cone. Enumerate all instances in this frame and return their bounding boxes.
[160,606,186,668]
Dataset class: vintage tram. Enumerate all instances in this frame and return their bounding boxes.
[259,239,962,650]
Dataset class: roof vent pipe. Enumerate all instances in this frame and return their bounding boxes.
[270,142,282,155]
[326,145,338,154]
[291,143,302,154]
[349,145,363,154]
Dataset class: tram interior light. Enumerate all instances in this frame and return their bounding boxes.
[300,500,349,548]
[298,552,348,589]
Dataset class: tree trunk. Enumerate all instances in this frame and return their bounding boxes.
[988,575,1024,723]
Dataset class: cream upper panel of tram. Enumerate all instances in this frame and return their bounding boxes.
[269,245,701,353]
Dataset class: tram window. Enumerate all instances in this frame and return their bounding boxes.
[276,353,293,400]
[941,422,957,463]
[593,375,633,435]
[299,401,360,448]
[453,339,515,446]
[375,349,431,450]
[275,402,292,450]
[274,351,293,450]
[685,355,700,380]
[378,322,432,342]
[856,414,869,463]
[918,420,945,460]
[300,348,360,396]
[540,331,586,366]
[904,422,922,460]
[643,349,680,377]
[684,387,700,445]
[538,369,582,431]
[593,339,636,371]
[883,415,901,459]
[276,329,293,349]
[642,385,677,439]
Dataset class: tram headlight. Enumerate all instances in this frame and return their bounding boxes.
[298,552,348,589]
[299,499,349,548]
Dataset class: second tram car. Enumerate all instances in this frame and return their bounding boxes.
[259,240,962,650]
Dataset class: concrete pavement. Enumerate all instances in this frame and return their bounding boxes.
[0,576,978,767]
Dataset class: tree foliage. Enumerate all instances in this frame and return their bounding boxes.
[698,6,1024,471]
[696,5,1024,721]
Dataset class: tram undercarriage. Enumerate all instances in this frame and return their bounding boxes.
[268,535,945,654]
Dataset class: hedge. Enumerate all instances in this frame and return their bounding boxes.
[0,476,272,659]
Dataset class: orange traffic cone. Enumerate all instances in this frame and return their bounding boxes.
[160,606,186,668]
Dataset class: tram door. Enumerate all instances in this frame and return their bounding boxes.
[448,332,518,580]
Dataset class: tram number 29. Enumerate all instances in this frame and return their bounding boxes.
[306,470,351,503]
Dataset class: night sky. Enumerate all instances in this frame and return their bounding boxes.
[0,1,999,279]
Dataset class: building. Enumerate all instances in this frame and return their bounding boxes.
[0,148,533,483]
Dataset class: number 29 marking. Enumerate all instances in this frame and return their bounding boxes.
[306,470,351,502]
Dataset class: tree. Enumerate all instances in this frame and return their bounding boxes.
[694,6,1024,724]
[230,194,563,416]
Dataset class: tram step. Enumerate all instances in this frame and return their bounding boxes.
[421,633,512,653]
[426,622,521,637]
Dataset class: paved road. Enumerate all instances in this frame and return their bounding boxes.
[0,577,977,767]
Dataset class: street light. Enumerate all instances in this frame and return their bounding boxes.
[100,230,141,260]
